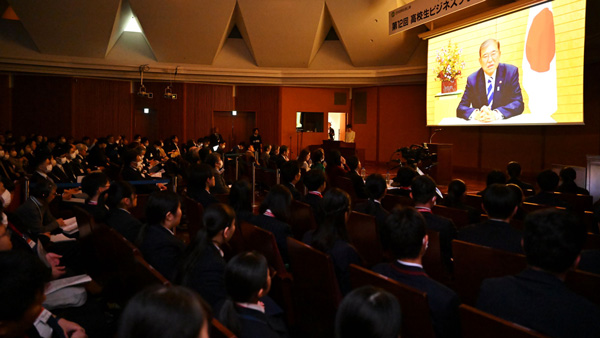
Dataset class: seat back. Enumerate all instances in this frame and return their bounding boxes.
[240,222,288,276]
[433,205,470,229]
[335,176,358,206]
[464,194,483,211]
[289,200,318,240]
[349,264,436,338]
[460,304,550,338]
[129,194,150,222]
[555,192,593,213]
[346,211,382,267]
[287,237,341,338]
[521,202,553,213]
[210,318,237,338]
[565,269,600,305]
[422,229,452,285]
[381,194,414,212]
[184,196,205,240]
[452,240,527,305]
[582,211,599,234]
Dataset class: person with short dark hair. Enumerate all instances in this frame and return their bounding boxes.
[139,191,185,281]
[80,172,110,221]
[15,179,66,240]
[275,146,289,169]
[175,203,236,310]
[335,286,401,338]
[477,169,506,196]
[477,209,600,337]
[389,166,417,197]
[355,174,389,235]
[310,148,325,171]
[458,184,523,253]
[117,285,209,338]
[104,181,142,243]
[205,153,229,195]
[325,149,349,186]
[525,169,570,208]
[228,179,256,225]
[441,179,481,224]
[255,185,293,263]
[280,160,302,200]
[249,128,262,155]
[218,251,288,338]
[303,188,362,295]
[506,161,534,193]
[343,155,368,199]
[260,144,272,167]
[373,207,460,338]
[187,163,218,208]
[302,169,327,222]
[411,175,456,273]
[557,166,589,195]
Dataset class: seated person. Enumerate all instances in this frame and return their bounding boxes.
[458,184,523,254]
[138,191,185,281]
[280,161,302,200]
[297,148,310,171]
[325,149,349,186]
[0,250,87,338]
[335,286,401,338]
[104,181,142,243]
[15,180,66,240]
[175,203,236,310]
[254,185,293,263]
[204,153,229,195]
[120,147,163,195]
[525,170,570,208]
[441,179,481,224]
[309,148,325,172]
[218,251,288,338]
[477,170,506,196]
[557,166,589,195]
[80,172,110,221]
[506,161,534,194]
[302,169,327,223]
[117,285,209,338]
[52,145,78,183]
[411,175,457,273]
[303,188,362,295]
[477,209,600,337]
[373,207,460,338]
[186,163,218,209]
[275,146,289,169]
[260,145,272,168]
[389,166,417,197]
[343,155,368,199]
[355,174,390,240]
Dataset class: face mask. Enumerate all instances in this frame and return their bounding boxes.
[45,164,53,173]
[1,189,11,207]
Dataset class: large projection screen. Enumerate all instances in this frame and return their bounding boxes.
[426,0,585,126]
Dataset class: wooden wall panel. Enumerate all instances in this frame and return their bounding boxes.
[236,86,280,150]
[72,78,132,140]
[213,85,234,112]
[352,87,378,162]
[184,83,214,141]
[0,75,11,131]
[12,75,72,137]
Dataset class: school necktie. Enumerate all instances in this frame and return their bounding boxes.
[487,78,494,106]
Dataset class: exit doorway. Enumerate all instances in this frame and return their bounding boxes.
[328,112,346,141]
[213,111,256,149]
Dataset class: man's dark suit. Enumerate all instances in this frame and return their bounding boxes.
[477,268,600,337]
[121,165,159,195]
[184,244,227,310]
[354,200,389,237]
[253,214,292,263]
[302,193,323,223]
[189,189,219,209]
[344,170,368,199]
[139,224,185,281]
[457,63,524,120]
[15,197,60,238]
[105,208,143,244]
[235,305,288,338]
[458,219,523,254]
[373,261,461,338]
[283,182,302,200]
[419,211,457,273]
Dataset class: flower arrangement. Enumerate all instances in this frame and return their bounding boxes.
[434,42,465,82]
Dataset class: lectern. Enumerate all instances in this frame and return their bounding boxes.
[426,143,452,186]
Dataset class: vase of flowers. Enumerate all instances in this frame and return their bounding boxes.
[434,42,465,93]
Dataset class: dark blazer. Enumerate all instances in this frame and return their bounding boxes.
[283,182,302,200]
[189,189,219,209]
[420,211,457,273]
[525,192,570,209]
[373,261,461,338]
[477,268,600,338]
[557,181,590,195]
[302,193,323,222]
[139,224,185,281]
[457,63,524,120]
[81,202,108,222]
[15,198,59,238]
[121,166,160,195]
[507,178,535,193]
[302,230,362,295]
[210,171,230,195]
[253,214,292,263]
[105,208,143,243]
[184,244,227,310]
[345,170,368,199]
[458,219,523,254]
[236,305,288,338]
[354,200,390,233]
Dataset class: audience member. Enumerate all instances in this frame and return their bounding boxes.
[525,169,570,208]
[458,184,523,253]
[335,286,401,338]
[80,172,110,221]
[477,169,506,196]
[310,148,325,171]
[344,155,368,199]
[557,166,589,195]
[355,174,390,237]
[15,180,66,240]
[275,146,289,169]
[506,161,534,193]
[373,207,460,338]
[228,179,257,225]
[187,163,218,208]
[389,166,417,197]
[117,285,208,338]
[411,175,457,273]
[297,148,311,171]
[204,153,229,195]
[303,188,362,295]
[218,251,288,338]
[175,203,236,310]
[255,185,293,263]
[302,169,327,222]
[477,209,600,337]
[325,149,349,185]
[260,145,272,167]
[280,161,302,200]
[441,179,481,224]
[104,181,142,243]
[138,191,185,281]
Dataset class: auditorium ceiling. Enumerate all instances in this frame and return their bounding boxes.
[0,0,590,86]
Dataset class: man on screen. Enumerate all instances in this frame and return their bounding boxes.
[457,39,524,122]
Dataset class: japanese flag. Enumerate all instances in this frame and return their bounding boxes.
[522,2,557,117]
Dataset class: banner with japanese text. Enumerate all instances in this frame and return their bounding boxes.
[389,0,486,35]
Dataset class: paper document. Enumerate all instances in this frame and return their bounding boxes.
[45,274,92,295]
